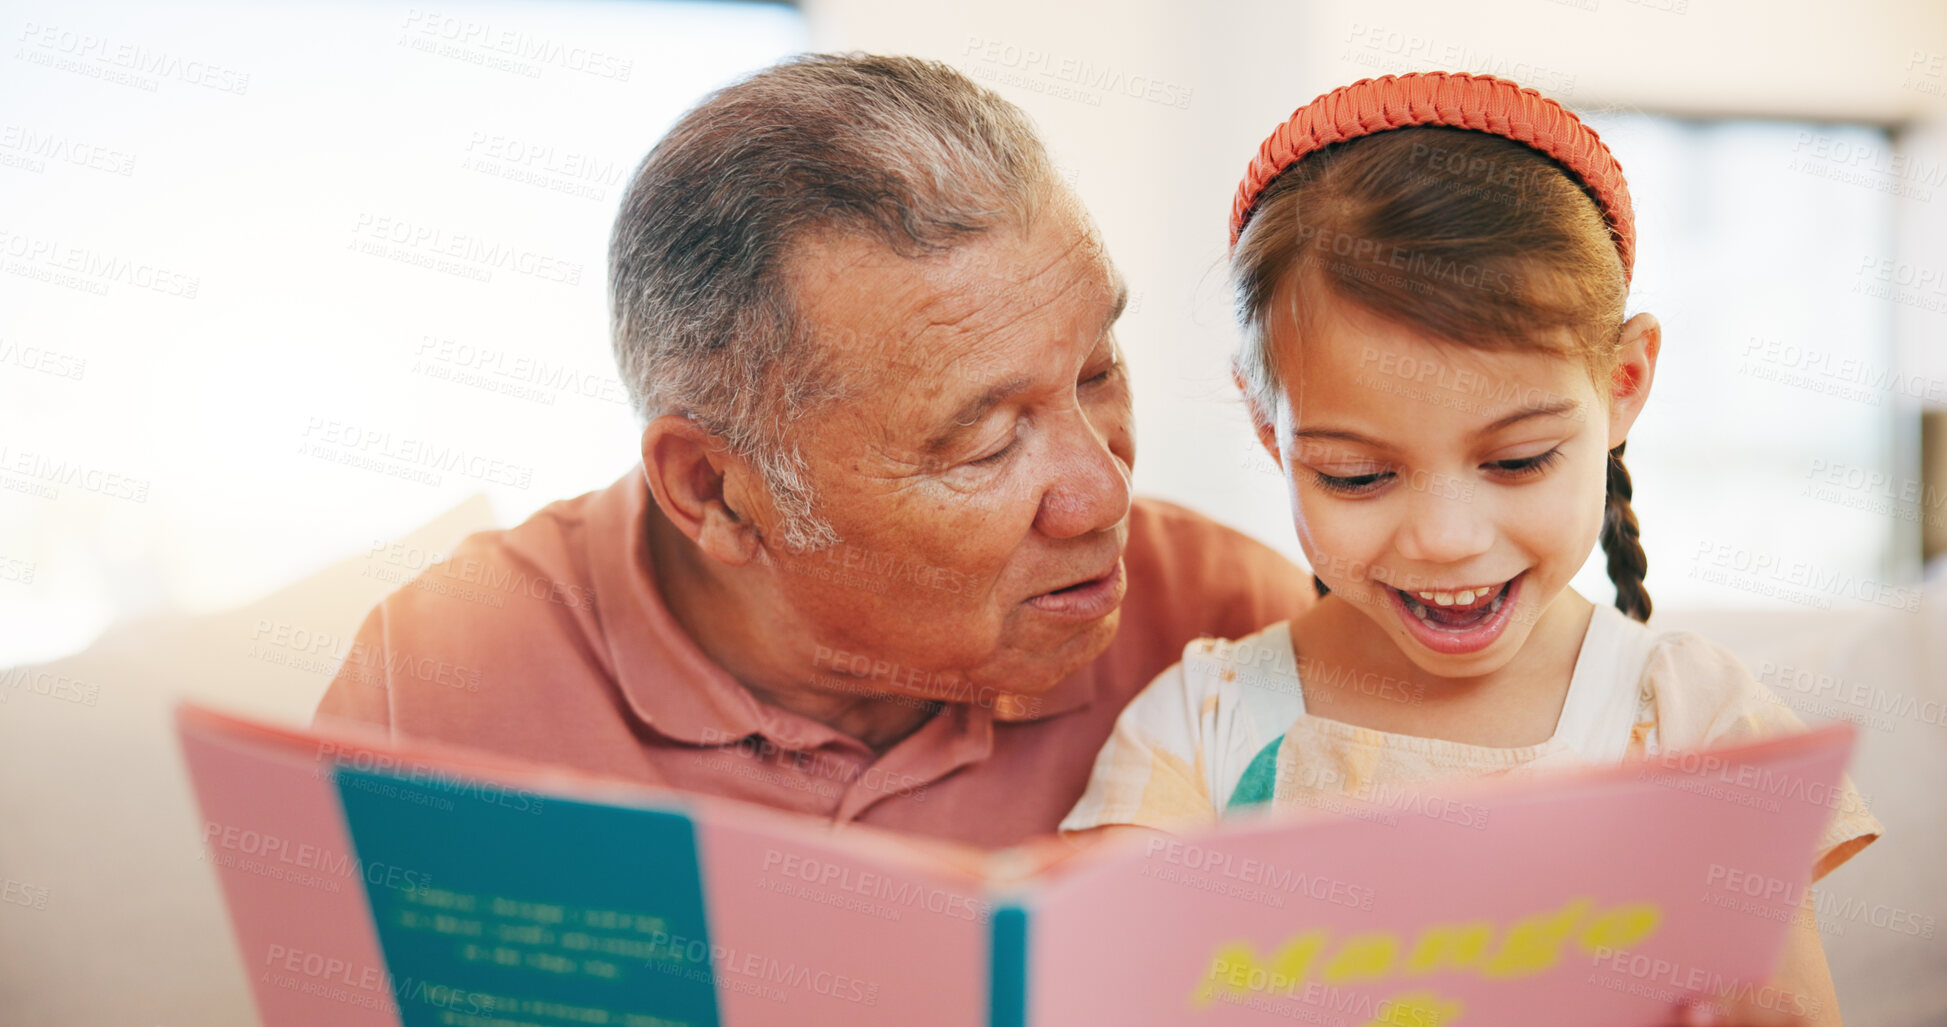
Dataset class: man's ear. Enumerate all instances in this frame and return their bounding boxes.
[640,415,763,566]
[1233,360,1283,469]
[1607,312,1662,449]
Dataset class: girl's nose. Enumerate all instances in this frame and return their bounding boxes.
[1392,485,1495,566]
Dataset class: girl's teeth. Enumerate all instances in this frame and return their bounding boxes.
[1400,579,1513,630]
[1412,585,1500,607]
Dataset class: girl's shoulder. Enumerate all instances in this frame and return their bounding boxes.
[1122,619,1304,727]
[1063,620,1305,834]
[1614,611,1798,750]
[1549,605,1768,762]
[1580,603,1756,695]
[1115,619,1307,767]
[1178,619,1301,683]
[1618,612,1884,880]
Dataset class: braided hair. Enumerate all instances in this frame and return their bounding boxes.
[1601,441,1651,622]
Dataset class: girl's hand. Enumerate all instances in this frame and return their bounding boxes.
[1672,989,1815,1027]
[1667,891,1842,1026]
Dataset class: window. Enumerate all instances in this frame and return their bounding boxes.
[0,0,808,667]
[1569,113,1903,612]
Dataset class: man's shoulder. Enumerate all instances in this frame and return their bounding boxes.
[367,475,632,630]
[315,475,640,731]
[1120,496,1313,645]
[1125,495,1300,576]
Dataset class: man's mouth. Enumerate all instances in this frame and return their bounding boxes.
[1383,572,1524,655]
[1026,561,1126,620]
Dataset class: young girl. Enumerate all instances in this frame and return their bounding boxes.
[1059,73,1881,1024]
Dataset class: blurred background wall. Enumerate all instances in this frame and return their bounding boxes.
[3,0,1945,1024]
[6,0,1947,667]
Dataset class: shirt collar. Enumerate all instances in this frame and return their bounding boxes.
[586,469,1098,746]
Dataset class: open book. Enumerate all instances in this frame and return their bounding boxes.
[177,702,1855,1027]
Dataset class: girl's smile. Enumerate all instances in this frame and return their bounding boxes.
[1252,289,1655,683]
[1384,570,1524,656]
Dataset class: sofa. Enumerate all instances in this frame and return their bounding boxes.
[1,496,1940,1025]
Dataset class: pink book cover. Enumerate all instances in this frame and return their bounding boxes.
[181,707,403,1026]
[177,703,1854,1027]
[1021,723,1856,1026]
[177,704,993,1027]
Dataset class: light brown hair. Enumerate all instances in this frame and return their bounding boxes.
[1230,126,1650,621]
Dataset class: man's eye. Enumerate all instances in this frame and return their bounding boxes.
[1313,470,1392,495]
[969,424,1024,466]
[1080,364,1116,387]
[970,440,1015,466]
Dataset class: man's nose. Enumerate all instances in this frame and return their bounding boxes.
[1034,407,1132,540]
[1393,481,1493,566]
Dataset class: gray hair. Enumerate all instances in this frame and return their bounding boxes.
[608,53,1059,551]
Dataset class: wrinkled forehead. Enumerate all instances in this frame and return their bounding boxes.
[787,203,1124,391]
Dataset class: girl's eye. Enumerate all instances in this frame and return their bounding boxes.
[1485,447,1564,479]
[1313,469,1393,495]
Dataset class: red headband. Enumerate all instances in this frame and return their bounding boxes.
[1229,72,1635,280]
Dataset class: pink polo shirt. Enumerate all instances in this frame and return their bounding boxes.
[313,470,1311,847]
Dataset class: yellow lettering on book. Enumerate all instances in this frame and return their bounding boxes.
[1366,989,1462,1027]
[1190,897,1662,1006]
[1580,903,1661,950]
[1404,922,1492,973]
[1482,898,1589,978]
[1193,931,1326,1007]
[1322,933,1398,982]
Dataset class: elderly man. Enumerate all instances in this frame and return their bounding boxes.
[313,53,1310,847]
